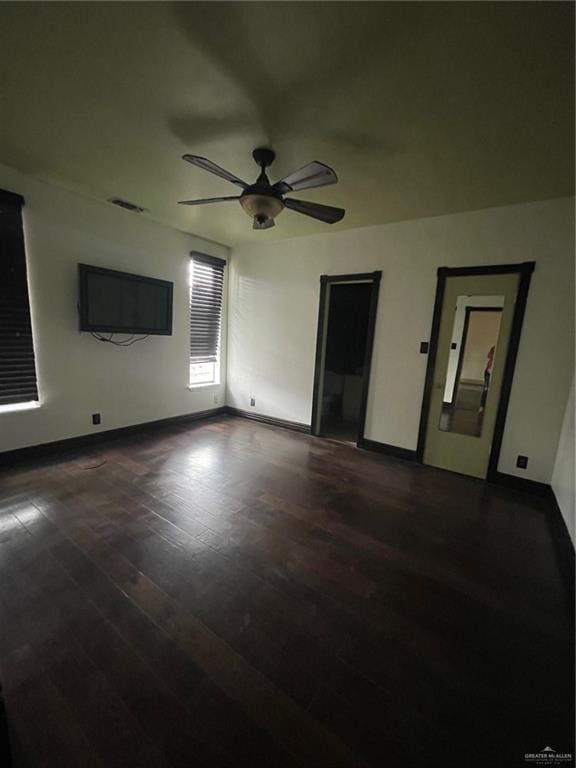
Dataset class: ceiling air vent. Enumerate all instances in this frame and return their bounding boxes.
[108,198,146,213]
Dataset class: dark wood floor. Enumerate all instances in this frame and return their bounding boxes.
[0,415,573,767]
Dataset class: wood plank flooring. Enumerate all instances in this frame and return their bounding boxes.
[0,415,573,767]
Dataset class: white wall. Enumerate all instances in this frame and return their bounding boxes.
[552,376,575,544]
[0,163,229,454]
[227,197,574,484]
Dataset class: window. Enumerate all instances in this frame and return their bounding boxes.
[189,252,225,386]
[0,189,39,408]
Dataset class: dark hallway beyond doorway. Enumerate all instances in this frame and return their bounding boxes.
[321,282,372,443]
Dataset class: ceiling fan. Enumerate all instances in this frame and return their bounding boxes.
[179,148,345,230]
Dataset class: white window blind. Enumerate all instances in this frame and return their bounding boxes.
[190,252,225,385]
[0,189,39,407]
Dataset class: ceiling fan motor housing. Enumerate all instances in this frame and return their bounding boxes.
[237,148,284,225]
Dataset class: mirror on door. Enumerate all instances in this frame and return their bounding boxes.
[439,296,505,437]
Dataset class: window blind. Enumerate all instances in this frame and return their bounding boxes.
[0,189,38,406]
[190,252,225,364]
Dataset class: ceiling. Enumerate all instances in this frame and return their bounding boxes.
[0,1,573,246]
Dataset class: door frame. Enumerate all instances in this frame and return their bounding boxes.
[311,271,382,444]
[416,262,534,482]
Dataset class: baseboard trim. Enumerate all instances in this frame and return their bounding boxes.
[225,407,311,434]
[357,437,417,462]
[0,407,226,469]
[490,471,552,498]
[491,473,573,613]
[547,489,575,618]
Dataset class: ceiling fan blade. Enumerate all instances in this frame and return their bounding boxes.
[178,196,240,206]
[273,161,337,194]
[284,198,345,224]
[182,155,248,189]
[253,216,275,230]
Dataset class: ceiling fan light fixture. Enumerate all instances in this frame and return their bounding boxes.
[252,214,275,230]
[180,149,345,230]
[239,193,284,221]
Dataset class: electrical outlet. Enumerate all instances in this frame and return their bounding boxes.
[250,398,256,407]
[92,413,101,425]
[516,455,528,469]
[213,394,219,404]
[419,342,429,354]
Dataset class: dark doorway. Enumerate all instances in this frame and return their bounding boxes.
[311,272,381,444]
[322,283,372,441]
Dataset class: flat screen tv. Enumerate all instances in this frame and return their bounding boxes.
[78,264,173,335]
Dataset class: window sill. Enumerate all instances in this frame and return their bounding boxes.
[188,383,221,391]
[0,401,41,414]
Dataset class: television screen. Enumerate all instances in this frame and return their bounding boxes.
[78,264,173,335]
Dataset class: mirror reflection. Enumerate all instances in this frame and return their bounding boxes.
[439,296,504,437]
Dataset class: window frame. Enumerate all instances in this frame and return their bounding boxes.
[0,188,40,410]
[189,252,226,389]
